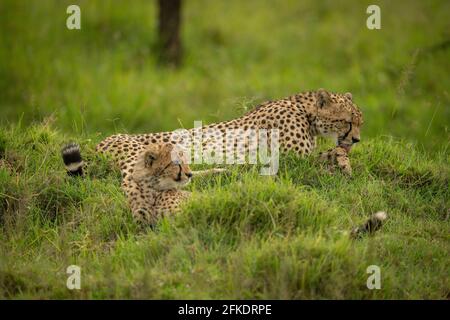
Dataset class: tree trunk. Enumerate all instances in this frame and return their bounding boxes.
[157,0,182,67]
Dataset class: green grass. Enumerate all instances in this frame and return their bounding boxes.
[0,0,449,299]
[0,122,448,299]
[0,0,449,151]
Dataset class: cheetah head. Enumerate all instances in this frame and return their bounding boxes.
[132,143,193,190]
[312,88,363,152]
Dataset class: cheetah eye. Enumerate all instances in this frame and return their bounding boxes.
[173,159,181,165]
[145,154,156,167]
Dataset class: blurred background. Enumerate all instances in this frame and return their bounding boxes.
[0,0,449,152]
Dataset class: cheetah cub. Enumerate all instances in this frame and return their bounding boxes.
[62,143,225,226]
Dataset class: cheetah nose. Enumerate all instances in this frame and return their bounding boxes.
[185,172,193,178]
[352,137,360,144]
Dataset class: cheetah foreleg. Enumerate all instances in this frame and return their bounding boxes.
[319,146,352,176]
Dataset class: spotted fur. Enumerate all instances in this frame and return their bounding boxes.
[62,142,194,225]
[319,146,352,176]
[97,89,363,176]
[126,143,192,225]
[61,89,382,234]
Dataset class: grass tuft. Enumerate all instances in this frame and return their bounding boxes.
[1,122,447,298]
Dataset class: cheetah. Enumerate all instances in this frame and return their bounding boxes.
[62,142,224,226]
[96,88,363,176]
[62,89,387,235]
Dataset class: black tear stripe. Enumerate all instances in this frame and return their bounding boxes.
[341,122,352,141]
[176,164,182,181]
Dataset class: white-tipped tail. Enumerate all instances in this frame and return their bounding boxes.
[61,143,83,176]
[351,211,388,238]
[374,211,388,221]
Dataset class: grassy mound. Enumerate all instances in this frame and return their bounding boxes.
[0,123,448,299]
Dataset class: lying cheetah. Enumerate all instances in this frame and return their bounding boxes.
[64,89,365,227]
[62,142,386,236]
[62,88,387,235]
[60,143,387,235]
[62,142,223,225]
[97,89,363,179]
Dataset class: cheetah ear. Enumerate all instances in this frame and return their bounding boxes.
[160,143,174,154]
[144,151,157,167]
[316,88,331,108]
[143,145,161,168]
[344,92,353,101]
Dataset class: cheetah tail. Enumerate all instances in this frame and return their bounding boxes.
[61,143,84,176]
[350,211,388,239]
